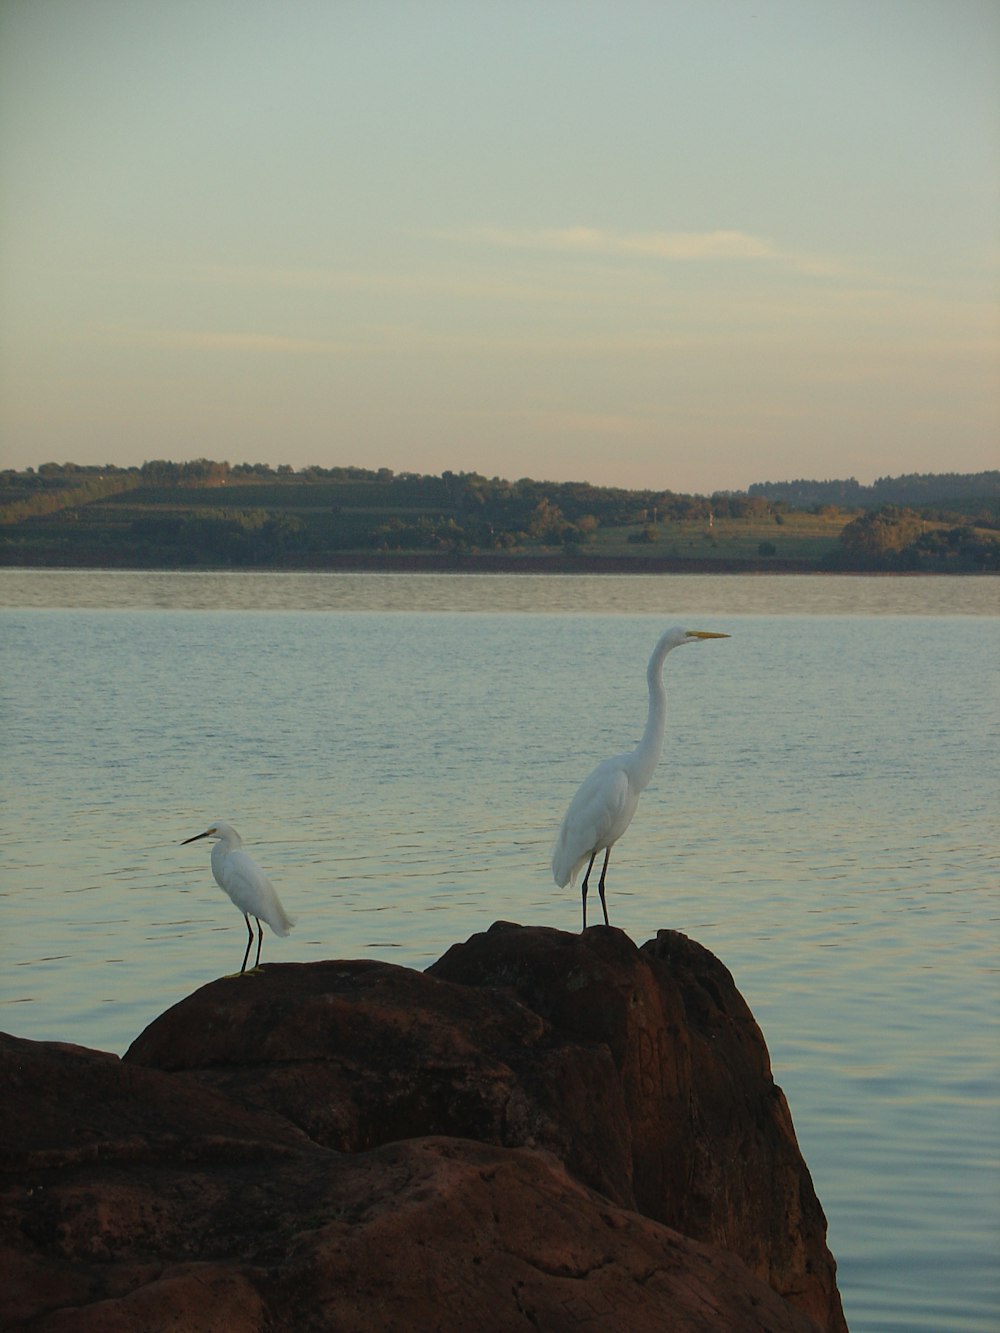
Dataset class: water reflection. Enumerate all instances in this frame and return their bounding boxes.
[0,578,997,1333]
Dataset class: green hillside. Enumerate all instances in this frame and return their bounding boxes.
[1,462,997,572]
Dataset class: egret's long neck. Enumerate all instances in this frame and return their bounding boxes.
[210,829,240,872]
[630,638,671,790]
[210,839,227,879]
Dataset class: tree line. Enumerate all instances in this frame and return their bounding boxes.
[748,471,1000,510]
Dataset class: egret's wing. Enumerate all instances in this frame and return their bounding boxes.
[552,758,631,886]
[221,850,293,936]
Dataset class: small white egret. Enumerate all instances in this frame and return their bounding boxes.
[552,627,730,930]
[181,821,294,974]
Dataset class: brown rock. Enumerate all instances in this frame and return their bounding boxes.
[430,924,846,1332]
[1,924,847,1331]
[123,954,636,1209]
[0,1034,817,1332]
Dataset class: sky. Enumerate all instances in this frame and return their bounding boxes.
[1,0,997,494]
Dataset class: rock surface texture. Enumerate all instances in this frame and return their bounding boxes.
[2,923,847,1331]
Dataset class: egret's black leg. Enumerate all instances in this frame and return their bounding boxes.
[240,913,254,974]
[254,918,264,968]
[581,852,598,930]
[597,846,612,926]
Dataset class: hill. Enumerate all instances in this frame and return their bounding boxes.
[1,462,997,572]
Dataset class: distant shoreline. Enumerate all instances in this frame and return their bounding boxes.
[0,552,828,574]
[3,554,995,577]
[3,551,996,575]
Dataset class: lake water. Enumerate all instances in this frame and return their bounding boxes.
[1,569,997,1332]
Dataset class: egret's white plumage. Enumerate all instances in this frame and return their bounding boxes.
[181,821,293,974]
[552,627,729,929]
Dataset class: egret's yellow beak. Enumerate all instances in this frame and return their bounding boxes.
[686,630,730,639]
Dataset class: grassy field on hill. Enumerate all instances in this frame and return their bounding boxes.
[1,485,845,567]
[1,465,997,571]
[581,510,846,562]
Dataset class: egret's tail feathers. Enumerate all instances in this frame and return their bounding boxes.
[269,906,294,937]
[551,836,580,889]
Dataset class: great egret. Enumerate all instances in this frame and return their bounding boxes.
[552,627,729,929]
[181,821,294,974]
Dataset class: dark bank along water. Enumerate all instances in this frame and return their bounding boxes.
[1,569,997,1333]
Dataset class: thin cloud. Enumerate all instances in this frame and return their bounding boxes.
[432,225,867,279]
[179,262,594,306]
[435,226,784,261]
[99,327,359,355]
[191,265,438,293]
